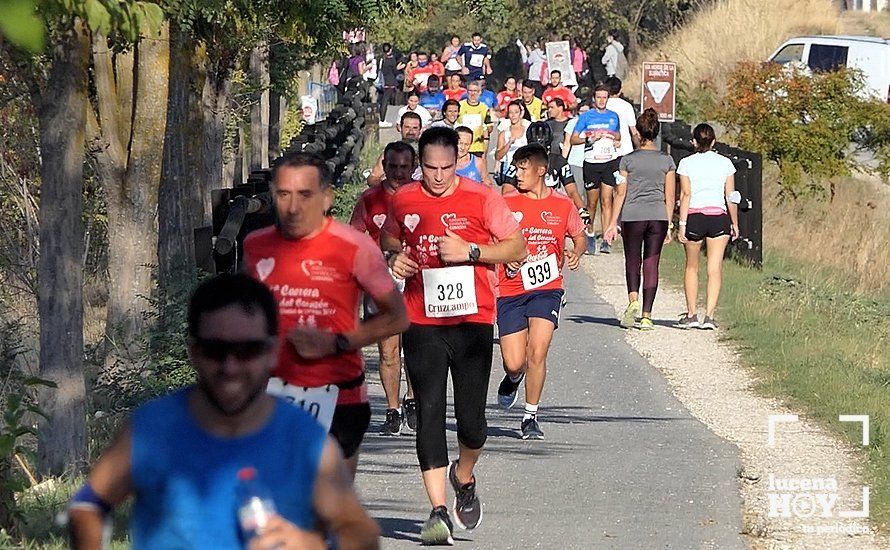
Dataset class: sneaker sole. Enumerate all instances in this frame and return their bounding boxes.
[447,461,483,531]
[420,521,454,546]
[451,497,482,531]
[521,432,544,440]
[700,324,716,330]
[498,392,519,409]
[379,428,401,436]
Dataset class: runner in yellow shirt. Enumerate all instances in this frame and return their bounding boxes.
[458,80,492,155]
[521,80,545,122]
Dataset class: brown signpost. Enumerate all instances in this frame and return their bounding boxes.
[641,62,677,123]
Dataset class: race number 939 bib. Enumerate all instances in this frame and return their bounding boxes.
[521,254,560,291]
[422,265,478,318]
[267,377,339,431]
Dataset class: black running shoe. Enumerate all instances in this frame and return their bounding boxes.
[420,506,454,546]
[497,373,524,409]
[402,396,418,433]
[379,408,401,436]
[448,460,482,530]
[521,417,544,440]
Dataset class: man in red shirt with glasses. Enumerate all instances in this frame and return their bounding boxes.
[244,151,409,479]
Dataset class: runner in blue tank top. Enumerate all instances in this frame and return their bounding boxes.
[68,274,380,550]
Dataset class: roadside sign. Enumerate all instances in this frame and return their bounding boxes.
[641,62,676,122]
[545,41,577,88]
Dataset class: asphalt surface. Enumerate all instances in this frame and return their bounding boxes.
[356,267,746,549]
[356,109,745,548]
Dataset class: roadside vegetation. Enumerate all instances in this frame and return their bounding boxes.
[633,0,890,530]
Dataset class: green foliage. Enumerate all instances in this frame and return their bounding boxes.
[0,317,54,539]
[715,62,890,199]
[94,273,202,413]
[0,0,45,52]
[329,138,382,222]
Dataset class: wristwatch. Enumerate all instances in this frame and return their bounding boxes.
[468,243,481,262]
[333,333,350,354]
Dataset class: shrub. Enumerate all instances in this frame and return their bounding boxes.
[715,61,890,199]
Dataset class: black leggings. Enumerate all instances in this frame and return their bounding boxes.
[621,220,669,314]
[378,86,397,120]
[403,323,493,471]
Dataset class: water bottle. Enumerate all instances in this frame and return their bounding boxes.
[236,467,277,542]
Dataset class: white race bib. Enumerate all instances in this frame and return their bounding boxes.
[469,53,485,68]
[520,254,560,291]
[422,265,478,318]
[462,114,482,130]
[267,377,339,431]
[592,137,615,161]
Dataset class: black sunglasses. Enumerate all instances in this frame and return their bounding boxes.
[193,337,275,362]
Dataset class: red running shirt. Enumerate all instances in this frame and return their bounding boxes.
[349,183,396,244]
[243,219,397,404]
[498,189,585,297]
[381,178,520,325]
[443,87,467,102]
[541,86,577,108]
[496,90,520,116]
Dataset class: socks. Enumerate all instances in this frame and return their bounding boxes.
[523,403,538,421]
[508,372,523,383]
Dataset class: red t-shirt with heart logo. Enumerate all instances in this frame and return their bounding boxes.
[243,219,396,404]
[349,182,396,244]
[498,189,585,297]
[381,177,521,325]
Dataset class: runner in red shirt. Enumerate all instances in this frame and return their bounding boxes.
[495,76,520,118]
[494,144,586,440]
[408,52,438,94]
[349,141,418,437]
[443,73,467,102]
[541,69,578,111]
[380,127,526,544]
[243,152,409,479]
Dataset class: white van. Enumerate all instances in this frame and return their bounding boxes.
[768,35,890,101]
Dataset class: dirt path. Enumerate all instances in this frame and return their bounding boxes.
[580,250,888,549]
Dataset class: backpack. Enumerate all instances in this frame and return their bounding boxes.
[615,48,629,81]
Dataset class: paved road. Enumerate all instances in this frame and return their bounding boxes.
[355,266,746,549]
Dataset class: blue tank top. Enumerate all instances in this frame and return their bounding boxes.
[456,157,483,182]
[130,389,327,549]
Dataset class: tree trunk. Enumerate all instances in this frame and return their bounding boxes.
[199,55,234,225]
[158,23,203,289]
[269,91,285,160]
[100,26,169,355]
[36,19,90,475]
[249,40,270,171]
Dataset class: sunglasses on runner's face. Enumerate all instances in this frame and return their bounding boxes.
[193,337,274,362]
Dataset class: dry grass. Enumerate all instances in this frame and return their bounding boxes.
[840,10,890,37]
[625,0,840,102]
[763,166,890,295]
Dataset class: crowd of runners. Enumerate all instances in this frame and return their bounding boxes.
[67,31,741,550]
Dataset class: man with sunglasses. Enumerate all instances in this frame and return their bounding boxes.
[244,152,409,479]
[68,274,381,549]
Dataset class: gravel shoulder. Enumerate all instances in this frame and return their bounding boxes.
[580,250,888,549]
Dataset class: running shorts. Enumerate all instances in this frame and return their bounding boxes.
[496,289,564,336]
[582,158,620,189]
[330,402,372,458]
[685,213,731,242]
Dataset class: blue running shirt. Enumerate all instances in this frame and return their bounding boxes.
[573,109,621,163]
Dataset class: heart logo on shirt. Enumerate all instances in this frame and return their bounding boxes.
[256,257,275,282]
[440,213,457,227]
[301,259,323,277]
[404,213,421,232]
[540,211,553,222]
[372,214,387,228]
[512,211,524,223]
